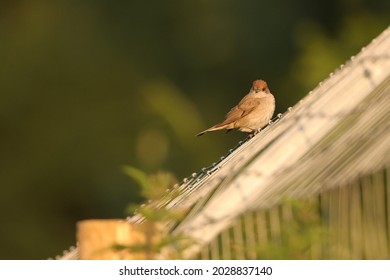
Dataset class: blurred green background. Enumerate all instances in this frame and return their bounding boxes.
[0,0,388,259]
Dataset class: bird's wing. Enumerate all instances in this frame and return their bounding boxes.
[219,97,261,125]
[237,97,262,116]
[196,97,262,135]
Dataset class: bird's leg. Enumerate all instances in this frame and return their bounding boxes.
[248,128,260,138]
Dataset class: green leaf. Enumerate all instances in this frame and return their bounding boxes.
[122,166,149,190]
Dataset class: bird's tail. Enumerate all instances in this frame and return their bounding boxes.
[196,123,230,136]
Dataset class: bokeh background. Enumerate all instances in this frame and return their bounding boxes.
[0,0,388,259]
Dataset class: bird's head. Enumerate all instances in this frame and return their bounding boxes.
[252,80,269,94]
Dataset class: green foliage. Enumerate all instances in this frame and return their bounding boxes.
[255,200,327,259]
[119,167,192,258]
[0,0,388,259]
[123,166,179,204]
[285,10,389,97]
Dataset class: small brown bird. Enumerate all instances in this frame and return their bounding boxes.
[197,80,275,136]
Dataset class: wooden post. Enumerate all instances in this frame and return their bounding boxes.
[77,219,160,260]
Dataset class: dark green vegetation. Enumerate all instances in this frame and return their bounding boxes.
[0,0,388,259]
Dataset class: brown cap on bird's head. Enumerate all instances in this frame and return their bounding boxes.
[252,80,268,93]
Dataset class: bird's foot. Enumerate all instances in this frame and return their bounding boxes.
[248,128,261,138]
